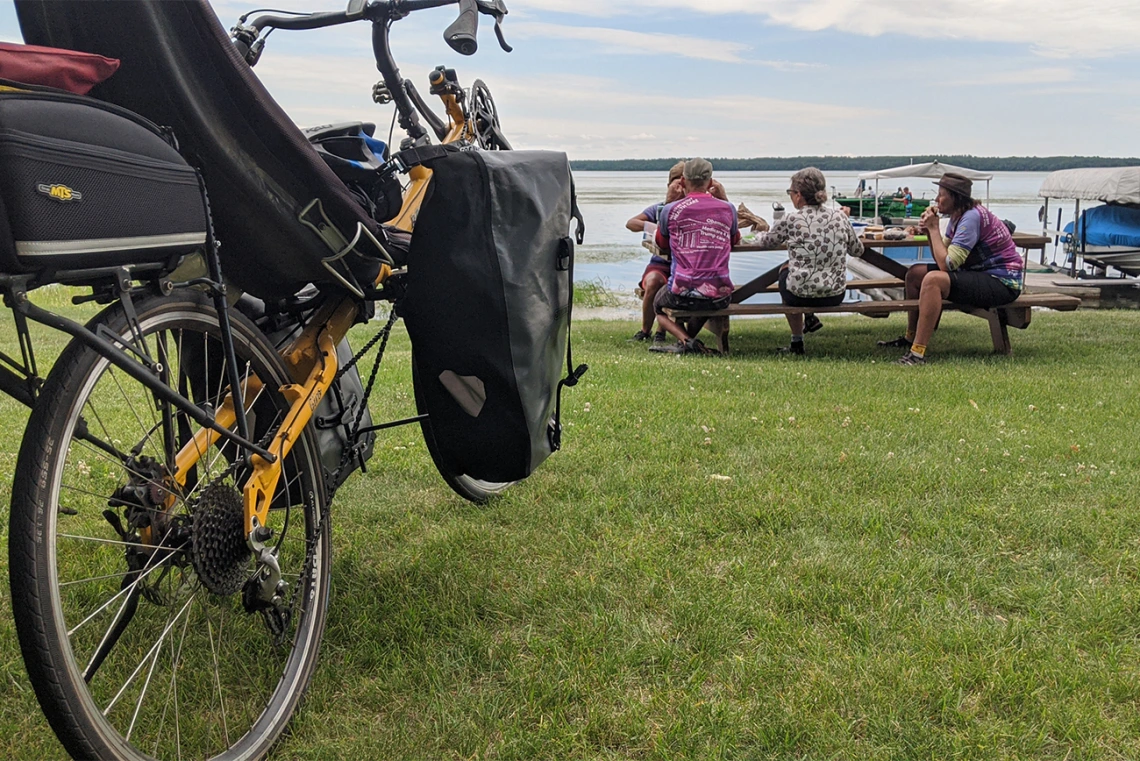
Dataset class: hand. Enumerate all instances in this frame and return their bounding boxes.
[665,177,685,203]
[920,208,939,231]
[708,179,727,201]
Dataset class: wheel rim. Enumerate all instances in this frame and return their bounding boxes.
[41,304,327,759]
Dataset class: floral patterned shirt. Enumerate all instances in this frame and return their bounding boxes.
[754,205,864,298]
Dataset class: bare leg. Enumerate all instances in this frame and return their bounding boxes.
[654,310,691,343]
[640,272,667,334]
[785,312,804,336]
[904,264,928,337]
[914,270,951,347]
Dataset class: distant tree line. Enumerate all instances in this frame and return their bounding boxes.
[570,156,1140,172]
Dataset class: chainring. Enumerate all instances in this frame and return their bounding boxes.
[470,79,511,151]
[191,482,250,596]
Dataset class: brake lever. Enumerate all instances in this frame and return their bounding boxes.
[474,0,511,52]
[493,16,512,53]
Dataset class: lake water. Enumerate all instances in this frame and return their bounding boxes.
[574,170,1061,306]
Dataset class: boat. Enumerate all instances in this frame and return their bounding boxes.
[1038,167,1140,277]
[834,160,992,223]
[835,195,930,220]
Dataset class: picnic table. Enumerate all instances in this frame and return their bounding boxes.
[664,234,1079,355]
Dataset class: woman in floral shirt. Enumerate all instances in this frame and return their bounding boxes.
[753,167,864,354]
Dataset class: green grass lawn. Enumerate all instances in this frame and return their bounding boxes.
[2,300,1138,759]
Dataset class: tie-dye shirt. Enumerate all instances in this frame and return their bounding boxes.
[655,192,739,299]
[944,205,1024,291]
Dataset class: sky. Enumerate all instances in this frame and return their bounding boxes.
[2,1,1139,161]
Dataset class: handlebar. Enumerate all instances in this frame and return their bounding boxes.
[235,0,509,50]
[233,0,510,146]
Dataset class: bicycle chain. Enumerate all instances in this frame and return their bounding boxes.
[326,305,400,495]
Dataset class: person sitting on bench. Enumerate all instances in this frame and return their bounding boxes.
[625,161,685,343]
[884,172,1025,365]
[626,164,731,344]
[750,167,864,355]
[649,157,739,355]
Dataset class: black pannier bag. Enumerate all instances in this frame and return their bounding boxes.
[0,91,207,279]
[402,148,585,483]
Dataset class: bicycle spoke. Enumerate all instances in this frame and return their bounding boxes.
[65,527,179,638]
[106,366,151,452]
[206,615,230,747]
[102,594,194,717]
[153,595,194,758]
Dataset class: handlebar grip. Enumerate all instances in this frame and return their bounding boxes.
[443,0,479,56]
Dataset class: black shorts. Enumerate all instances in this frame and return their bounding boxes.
[653,287,729,315]
[914,264,1019,308]
[778,269,845,308]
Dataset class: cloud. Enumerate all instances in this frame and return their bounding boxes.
[510,21,812,68]
[945,66,1079,87]
[518,0,1140,59]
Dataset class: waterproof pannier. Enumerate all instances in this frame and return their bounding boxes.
[402,148,584,483]
[0,91,207,280]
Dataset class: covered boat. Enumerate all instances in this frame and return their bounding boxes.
[1039,167,1140,276]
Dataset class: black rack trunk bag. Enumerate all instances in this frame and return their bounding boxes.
[402,148,584,483]
[0,90,207,281]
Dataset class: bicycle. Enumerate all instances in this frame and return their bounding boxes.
[1,1,564,759]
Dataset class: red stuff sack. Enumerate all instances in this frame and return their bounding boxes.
[0,42,119,94]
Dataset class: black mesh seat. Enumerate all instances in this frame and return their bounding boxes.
[16,0,385,300]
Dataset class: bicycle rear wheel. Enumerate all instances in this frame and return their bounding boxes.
[9,290,331,760]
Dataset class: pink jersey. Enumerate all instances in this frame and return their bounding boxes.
[654,192,739,299]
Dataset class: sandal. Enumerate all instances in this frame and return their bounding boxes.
[804,313,823,333]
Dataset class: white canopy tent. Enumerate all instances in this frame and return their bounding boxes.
[856,161,993,219]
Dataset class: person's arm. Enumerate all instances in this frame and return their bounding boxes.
[730,205,741,246]
[625,212,651,233]
[846,218,865,259]
[929,207,979,272]
[921,207,951,271]
[709,178,728,202]
[752,216,791,250]
[624,210,652,232]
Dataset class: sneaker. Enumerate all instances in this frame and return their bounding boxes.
[629,330,651,342]
[653,330,667,344]
[776,341,805,355]
[877,335,913,349]
[804,313,823,333]
[897,351,926,365]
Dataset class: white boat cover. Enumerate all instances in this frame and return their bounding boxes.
[1037,167,1140,204]
[857,161,994,181]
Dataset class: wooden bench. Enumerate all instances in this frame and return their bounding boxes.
[665,291,1081,355]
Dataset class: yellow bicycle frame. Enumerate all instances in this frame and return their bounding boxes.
[170,80,472,536]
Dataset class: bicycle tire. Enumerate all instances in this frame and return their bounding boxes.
[411,352,514,503]
[9,290,331,760]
